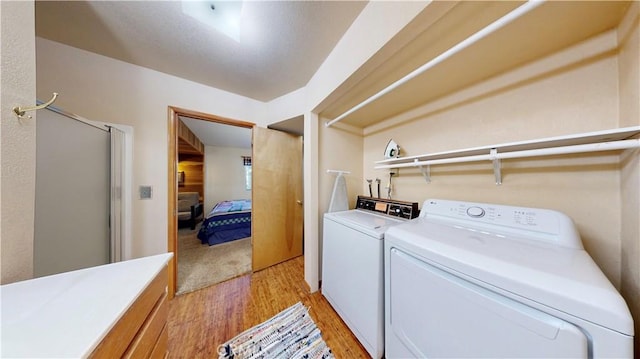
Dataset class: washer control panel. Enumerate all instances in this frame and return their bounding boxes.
[420,199,582,248]
[356,196,419,219]
[466,206,485,218]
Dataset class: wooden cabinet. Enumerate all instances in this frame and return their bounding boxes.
[90,269,169,358]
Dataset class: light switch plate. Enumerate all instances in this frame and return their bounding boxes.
[139,185,153,199]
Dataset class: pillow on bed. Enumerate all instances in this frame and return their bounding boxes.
[230,203,244,212]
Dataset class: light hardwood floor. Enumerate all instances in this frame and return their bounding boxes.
[167,255,370,358]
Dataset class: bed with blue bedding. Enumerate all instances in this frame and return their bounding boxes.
[197,199,252,246]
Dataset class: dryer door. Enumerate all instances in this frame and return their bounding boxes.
[387,248,589,358]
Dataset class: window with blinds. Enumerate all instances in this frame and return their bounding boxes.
[243,156,252,191]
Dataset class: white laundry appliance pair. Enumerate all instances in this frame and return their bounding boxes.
[385,199,634,358]
[322,196,419,359]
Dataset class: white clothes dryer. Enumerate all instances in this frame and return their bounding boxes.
[384,199,634,358]
[322,196,418,359]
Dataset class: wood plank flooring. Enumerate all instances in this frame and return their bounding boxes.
[167,256,370,358]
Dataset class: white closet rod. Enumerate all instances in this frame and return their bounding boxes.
[325,0,545,128]
[375,139,640,169]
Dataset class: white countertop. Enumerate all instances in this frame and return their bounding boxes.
[1,253,173,358]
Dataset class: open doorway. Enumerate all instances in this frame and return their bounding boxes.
[168,107,255,296]
[168,107,305,297]
[177,118,253,294]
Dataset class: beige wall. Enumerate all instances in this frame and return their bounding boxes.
[363,35,624,288]
[317,122,364,277]
[303,112,320,291]
[203,145,252,213]
[618,1,640,353]
[307,1,428,112]
[318,124,364,213]
[32,1,427,291]
[36,38,267,258]
[14,4,637,323]
[355,9,640,346]
[0,1,36,284]
[309,2,427,287]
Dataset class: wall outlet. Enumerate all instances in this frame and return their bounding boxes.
[139,185,153,199]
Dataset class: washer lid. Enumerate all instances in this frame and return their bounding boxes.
[325,210,404,238]
[385,218,634,336]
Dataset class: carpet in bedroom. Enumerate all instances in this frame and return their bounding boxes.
[177,225,252,295]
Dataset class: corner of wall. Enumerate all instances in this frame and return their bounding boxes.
[617,1,640,355]
[303,112,320,292]
[0,0,36,284]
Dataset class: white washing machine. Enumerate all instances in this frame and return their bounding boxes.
[322,196,418,359]
[385,199,634,358]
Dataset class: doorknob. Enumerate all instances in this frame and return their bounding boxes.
[296,200,303,205]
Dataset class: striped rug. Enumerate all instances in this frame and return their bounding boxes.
[217,302,334,359]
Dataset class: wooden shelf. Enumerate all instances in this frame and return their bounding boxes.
[177,119,204,155]
[375,126,640,184]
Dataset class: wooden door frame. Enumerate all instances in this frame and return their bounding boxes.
[167,106,254,298]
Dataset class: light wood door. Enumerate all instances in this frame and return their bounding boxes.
[252,127,303,271]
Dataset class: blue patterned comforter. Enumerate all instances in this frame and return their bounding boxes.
[197,200,252,246]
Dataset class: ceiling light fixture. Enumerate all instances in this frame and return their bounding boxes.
[182,1,244,42]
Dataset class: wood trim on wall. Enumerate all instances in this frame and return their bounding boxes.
[167,107,178,299]
[167,106,254,299]
[177,119,204,154]
[171,106,255,128]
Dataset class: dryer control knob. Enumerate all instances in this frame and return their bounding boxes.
[467,206,485,218]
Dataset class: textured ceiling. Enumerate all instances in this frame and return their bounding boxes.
[35,1,366,102]
[179,116,252,148]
